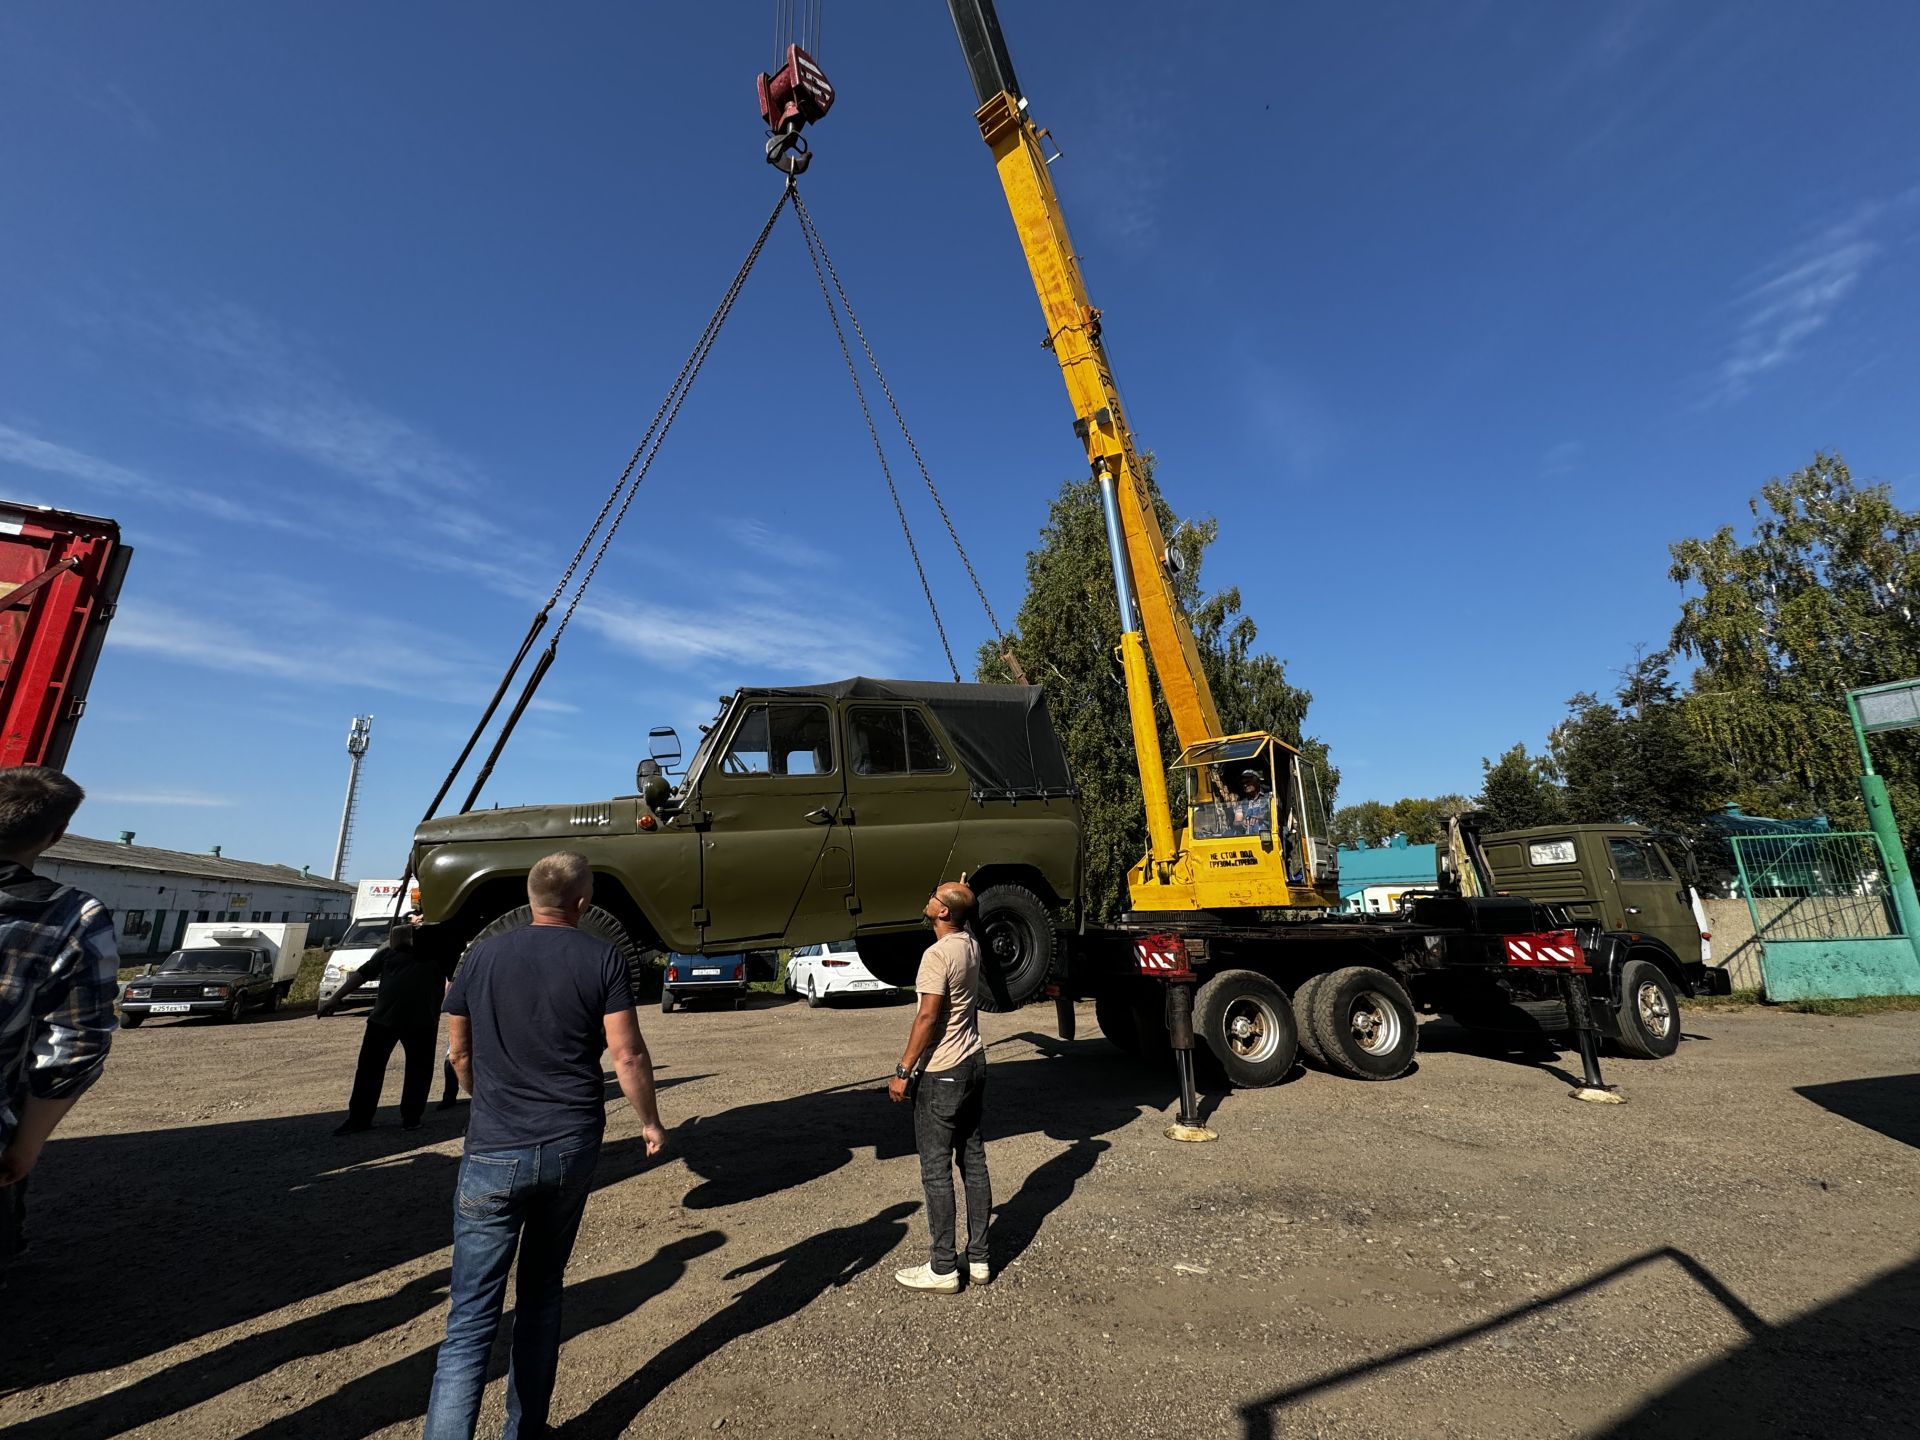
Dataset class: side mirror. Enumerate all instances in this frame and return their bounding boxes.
[648,726,683,769]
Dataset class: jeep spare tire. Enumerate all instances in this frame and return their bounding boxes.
[974,883,1054,1013]
[464,904,648,998]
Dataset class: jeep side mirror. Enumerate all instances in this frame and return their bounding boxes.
[648,726,683,770]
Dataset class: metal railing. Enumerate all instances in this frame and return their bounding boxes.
[1730,832,1903,941]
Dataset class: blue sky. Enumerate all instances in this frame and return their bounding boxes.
[3,2,1916,875]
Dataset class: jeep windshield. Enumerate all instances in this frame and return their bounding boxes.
[157,950,248,974]
[673,702,732,796]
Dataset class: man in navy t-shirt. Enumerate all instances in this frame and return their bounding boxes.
[423,851,665,1440]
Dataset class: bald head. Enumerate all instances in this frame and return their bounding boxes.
[527,851,593,917]
[927,880,975,932]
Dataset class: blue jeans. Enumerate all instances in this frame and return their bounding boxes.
[423,1135,602,1439]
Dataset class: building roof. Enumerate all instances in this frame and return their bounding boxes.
[44,834,354,893]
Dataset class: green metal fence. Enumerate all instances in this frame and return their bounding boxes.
[1730,832,1902,941]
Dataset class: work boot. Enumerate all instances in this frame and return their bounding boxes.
[893,1262,961,1294]
[332,1119,371,1137]
[436,1093,461,1110]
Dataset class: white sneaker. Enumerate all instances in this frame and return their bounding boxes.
[894,1262,961,1293]
[968,1262,992,1285]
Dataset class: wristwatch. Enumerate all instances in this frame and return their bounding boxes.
[894,1063,913,1080]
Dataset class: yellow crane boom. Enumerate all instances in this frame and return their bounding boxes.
[948,0,1340,912]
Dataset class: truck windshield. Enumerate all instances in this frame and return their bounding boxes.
[158,950,247,974]
[340,918,399,948]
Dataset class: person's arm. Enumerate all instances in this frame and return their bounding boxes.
[602,1009,666,1154]
[445,1014,474,1094]
[2,901,119,1183]
[888,992,948,1103]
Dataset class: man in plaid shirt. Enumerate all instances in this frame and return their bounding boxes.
[0,767,119,1273]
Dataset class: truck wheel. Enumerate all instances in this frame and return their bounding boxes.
[468,904,648,996]
[264,988,280,1013]
[855,933,925,988]
[1613,960,1681,1059]
[1292,974,1329,1069]
[1129,978,1171,1059]
[1305,967,1417,1080]
[975,884,1055,1013]
[1093,982,1139,1056]
[1194,970,1298,1088]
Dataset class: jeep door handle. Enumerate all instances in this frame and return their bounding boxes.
[803,807,834,824]
[1625,906,1641,915]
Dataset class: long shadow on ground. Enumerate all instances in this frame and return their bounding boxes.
[0,1072,707,1423]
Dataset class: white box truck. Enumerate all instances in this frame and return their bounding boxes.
[317,879,413,1011]
[119,922,309,1025]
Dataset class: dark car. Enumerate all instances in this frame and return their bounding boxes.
[120,946,281,1026]
[659,951,771,1014]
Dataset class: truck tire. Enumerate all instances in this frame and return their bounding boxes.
[1292,973,1329,1068]
[1305,967,1417,1080]
[467,904,648,998]
[1093,983,1139,1056]
[1613,959,1681,1059]
[264,987,280,1013]
[855,933,925,989]
[974,883,1055,1013]
[1130,978,1171,1059]
[1194,969,1298,1088]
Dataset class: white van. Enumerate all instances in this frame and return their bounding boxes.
[318,879,412,1010]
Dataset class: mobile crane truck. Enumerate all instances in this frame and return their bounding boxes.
[943,0,1727,1125]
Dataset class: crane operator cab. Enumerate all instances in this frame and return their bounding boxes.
[1175,733,1336,902]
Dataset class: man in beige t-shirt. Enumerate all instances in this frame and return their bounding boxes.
[887,881,992,1292]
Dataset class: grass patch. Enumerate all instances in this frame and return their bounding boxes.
[1682,987,1766,1010]
[1777,993,1920,1017]
[1681,986,1920,1016]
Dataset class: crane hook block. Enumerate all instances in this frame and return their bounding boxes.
[758,43,834,175]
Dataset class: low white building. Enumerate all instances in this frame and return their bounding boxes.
[38,833,355,960]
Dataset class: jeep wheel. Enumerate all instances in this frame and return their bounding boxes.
[466,904,648,996]
[1195,969,1298,1088]
[975,883,1054,1013]
[1304,966,1417,1080]
[1613,959,1681,1059]
[855,933,926,989]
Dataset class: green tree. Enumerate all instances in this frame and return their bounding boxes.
[1668,453,1920,843]
[980,469,1337,922]
[1331,794,1472,848]
[1330,800,1394,849]
[1477,744,1564,831]
[1550,653,1728,837]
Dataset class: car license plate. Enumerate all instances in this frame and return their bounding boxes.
[150,1003,191,1014]
[692,968,722,978]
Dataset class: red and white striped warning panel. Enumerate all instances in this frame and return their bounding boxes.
[1502,930,1589,972]
[1132,933,1194,979]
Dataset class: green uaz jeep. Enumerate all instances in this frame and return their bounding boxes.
[409,678,1083,1010]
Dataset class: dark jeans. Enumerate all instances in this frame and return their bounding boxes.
[346,1018,440,1126]
[423,1135,602,1440]
[1,1175,25,1270]
[913,1050,991,1274]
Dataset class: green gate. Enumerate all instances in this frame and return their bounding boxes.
[1730,832,1920,1001]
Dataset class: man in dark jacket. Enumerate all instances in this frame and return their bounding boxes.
[0,767,118,1274]
[319,919,450,1134]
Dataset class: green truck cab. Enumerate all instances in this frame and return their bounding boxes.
[408,678,1083,1008]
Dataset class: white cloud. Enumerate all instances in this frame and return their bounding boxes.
[90,789,234,808]
[577,590,908,681]
[0,423,287,529]
[1707,210,1883,404]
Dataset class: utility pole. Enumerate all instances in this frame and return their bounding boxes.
[331,714,372,882]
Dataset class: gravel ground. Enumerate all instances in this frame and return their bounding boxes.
[3,995,1919,1439]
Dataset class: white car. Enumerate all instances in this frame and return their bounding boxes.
[786,940,899,1007]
